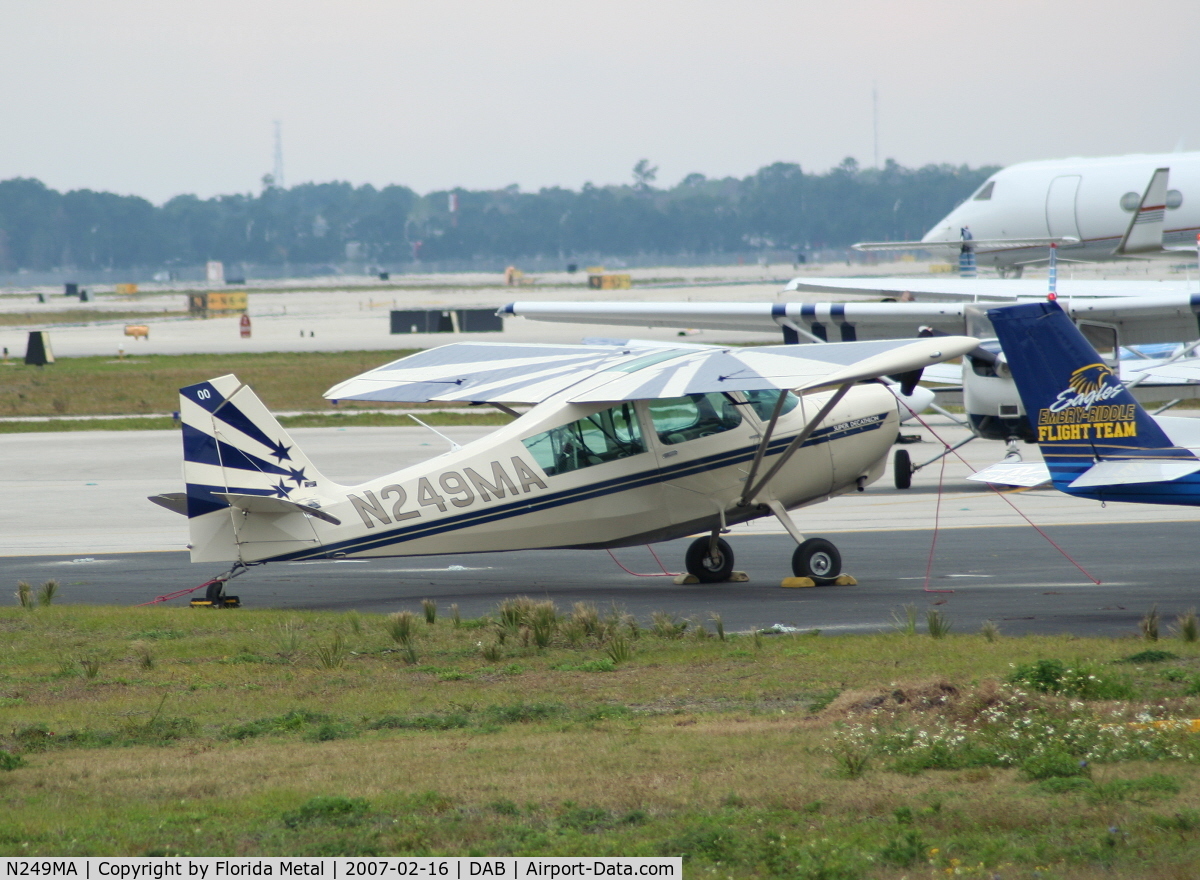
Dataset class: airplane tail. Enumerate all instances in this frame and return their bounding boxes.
[180,375,341,563]
[987,301,1200,500]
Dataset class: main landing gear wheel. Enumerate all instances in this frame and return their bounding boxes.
[792,538,841,583]
[685,536,735,583]
[893,448,913,490]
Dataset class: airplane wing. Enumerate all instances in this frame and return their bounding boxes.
[324,338,979,405]
[852,237,1078,253]
[783,276,1197,303]
[325,343,639,404]
[571,338,980,402]
[504,291,1200,346]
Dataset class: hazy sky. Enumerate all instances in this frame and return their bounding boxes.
[3,0,1198,204]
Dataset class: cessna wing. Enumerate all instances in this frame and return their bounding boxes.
[503,292,1200,347]
[324,338,979,405]
[782,276,1198,304]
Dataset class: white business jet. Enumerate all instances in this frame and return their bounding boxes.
[149,335,976,604]
[853,151,1200,276]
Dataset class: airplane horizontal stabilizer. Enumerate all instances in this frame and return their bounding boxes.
[1067,460,1200,489]
[148,492,188,515]
[966,461,1051,487]
[212,492,342,525]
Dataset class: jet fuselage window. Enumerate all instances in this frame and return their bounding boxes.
[973,181,995,201]
[742,389,800,422]
[648,393,742,445]
[521,402,646,477]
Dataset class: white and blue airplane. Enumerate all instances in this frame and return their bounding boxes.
[150,334,977,604]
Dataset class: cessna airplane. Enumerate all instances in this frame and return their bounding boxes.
[150,335,976,604]
[969,299,1200,503]
[853,150,1200,275]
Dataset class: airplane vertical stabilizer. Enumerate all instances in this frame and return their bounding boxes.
[180,374,341,563]
[1116,167,1169,254]
[988,301,1200,502]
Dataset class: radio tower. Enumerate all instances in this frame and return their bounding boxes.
[272,121,285,189]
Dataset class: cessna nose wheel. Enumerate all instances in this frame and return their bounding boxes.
[684,536,735,583]
[792,538,841,583]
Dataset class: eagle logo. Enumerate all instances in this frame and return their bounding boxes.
[1067,363,1115,397]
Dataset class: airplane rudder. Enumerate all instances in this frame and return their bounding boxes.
[178,374,332,520]
[988,302,1090,413]
[989,302,1183,457]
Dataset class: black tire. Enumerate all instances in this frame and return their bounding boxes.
[792,538,842,582]
[684,536,735,583]
[205,580,225,603]
[893,448,913,490]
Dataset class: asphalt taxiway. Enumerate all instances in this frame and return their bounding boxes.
[2,523,1194,637]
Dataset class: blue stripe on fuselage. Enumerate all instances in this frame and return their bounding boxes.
[266,412,890,561]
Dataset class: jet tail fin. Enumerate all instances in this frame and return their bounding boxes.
[1115,167,1169,254]
[180,375,341,563]
[987,301,1197,498]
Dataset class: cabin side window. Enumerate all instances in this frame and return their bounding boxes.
[521,402,646,476]
[648,393,742,445]
[742,389,800,421]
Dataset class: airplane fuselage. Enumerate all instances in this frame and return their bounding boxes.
[192,385,898,564]
[924,151,1200,267]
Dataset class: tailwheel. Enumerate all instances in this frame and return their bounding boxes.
[190,578,241,608]
[792,538,841,584]
[685,536,735,583]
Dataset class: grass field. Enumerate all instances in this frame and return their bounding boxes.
[3,599,1200,875]
[0,350,416,416]
[0,350,489,417]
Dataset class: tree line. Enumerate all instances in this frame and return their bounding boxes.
[0,158,996,272]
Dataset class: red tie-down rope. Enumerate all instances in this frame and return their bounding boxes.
[891,388,1101,588]
[607,545,681,577]
[923,444,954,593]
[138,563,250,606]
[137,577,223,606]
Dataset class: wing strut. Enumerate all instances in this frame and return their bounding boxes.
[738,383,851,507]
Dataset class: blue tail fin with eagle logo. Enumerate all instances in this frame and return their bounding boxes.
[988,301,1200,503]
